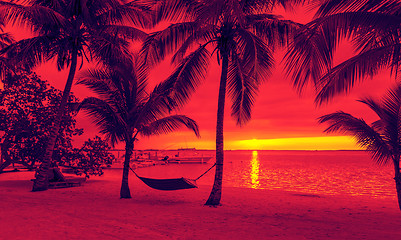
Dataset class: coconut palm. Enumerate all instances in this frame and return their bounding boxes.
[285,0,401,104]
[77,54,200,198]
[143,0,303,205]
[0,0,152,191]
[318,83,401,210]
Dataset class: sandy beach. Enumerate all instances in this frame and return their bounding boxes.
[1,169,401,240]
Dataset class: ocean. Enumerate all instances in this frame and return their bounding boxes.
[133,150,396,200]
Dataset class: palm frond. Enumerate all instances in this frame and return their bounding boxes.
[2,35,57,70]
[140,115,200,138]
[358,98,385,120]
[379,84,401,149]
[284,22,333,91]
[76,68,122,103]
[153,0,199,23]
[235,28,274,81]
[318,111,391,165]
[78,97,126,147]
[315,0,401,17]
[95,0,153,28]
[161,46,210,107]
[249,14,302,49]
[228,52,258,126]
[88,31,132,67]
[316,44,398,104]
[140,21,198,66]
[285,11,393,92]
[0,1,68,31]
[101,25,148,42]
[171,25,215,64]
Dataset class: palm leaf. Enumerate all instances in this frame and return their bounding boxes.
[249,14,301,49]
[228,52,258,126]
[140,21,198,66]
[285,11,393,93]
[0,1,69,31]
[235,28,274,81]
[162,46,210,107]
[1,35,57,70]
[316,44,399,104]
[153,0,199,23]
[78,97,126,146]
[318,111,391,165]
[95,0,153,28]
[315,0,401,16]
[139,115,200,137]
[101,25,148,42]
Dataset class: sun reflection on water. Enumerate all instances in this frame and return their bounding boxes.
[251,151,260,189]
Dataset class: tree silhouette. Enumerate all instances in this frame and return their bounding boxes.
[0,71,81,172]
[143,0,302,205]
[286,0,401,104]
[59,136,116,178]
[77,54,199,198]
[0,0,151,191]
[319,83,401,210]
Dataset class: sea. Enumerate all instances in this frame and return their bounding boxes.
[133,150,396,200]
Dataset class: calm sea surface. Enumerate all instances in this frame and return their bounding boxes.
[133,150,395,200]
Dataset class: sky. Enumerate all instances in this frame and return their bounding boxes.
[11,3,397,150]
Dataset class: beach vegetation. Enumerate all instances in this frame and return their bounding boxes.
[142,0,303,206]
[286,0,401,104]
[59,136,116,178]
[77,53,199,198]
[0,71,81,172]
[319,83,401,211]
[0,0,152,191]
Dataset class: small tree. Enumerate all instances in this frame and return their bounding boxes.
[0,71,81,171]
[319,83,401,211]
[78,54,200,198]
[58,136,116,177]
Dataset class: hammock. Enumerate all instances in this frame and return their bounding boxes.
[129,163,216,191]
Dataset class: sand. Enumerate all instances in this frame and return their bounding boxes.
[1,168,401,240]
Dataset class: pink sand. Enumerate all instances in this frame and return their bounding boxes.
[1,169,401,239]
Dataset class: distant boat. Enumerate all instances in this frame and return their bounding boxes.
[164,149,213,164]
[166,156,212,164]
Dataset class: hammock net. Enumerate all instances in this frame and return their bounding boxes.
[137,176,198,190]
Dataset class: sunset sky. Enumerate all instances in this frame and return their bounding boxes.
[17,4,396,151]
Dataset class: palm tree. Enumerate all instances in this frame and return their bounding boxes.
[77,54,200,198]
[143,0,302,206]
[318,83,401,210]
[0,0,151,191]
[285,0,401,104]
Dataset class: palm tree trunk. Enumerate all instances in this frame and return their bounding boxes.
[205,53,229,206]
[393,159,401,210]
[120,139,133,198]
[32,48,78,192]
[0,136,11,172]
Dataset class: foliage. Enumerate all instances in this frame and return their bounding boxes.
[318,82,401,210]
[77,53,200,198]
[144,0,302,125]
[285,0,401,103]
[58,136,116,178]
[0,71,82,169]
[0,0,153,191]
[144,0,303,205]
[77,55,200,147]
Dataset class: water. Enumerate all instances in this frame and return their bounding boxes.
[133,150,396,199]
